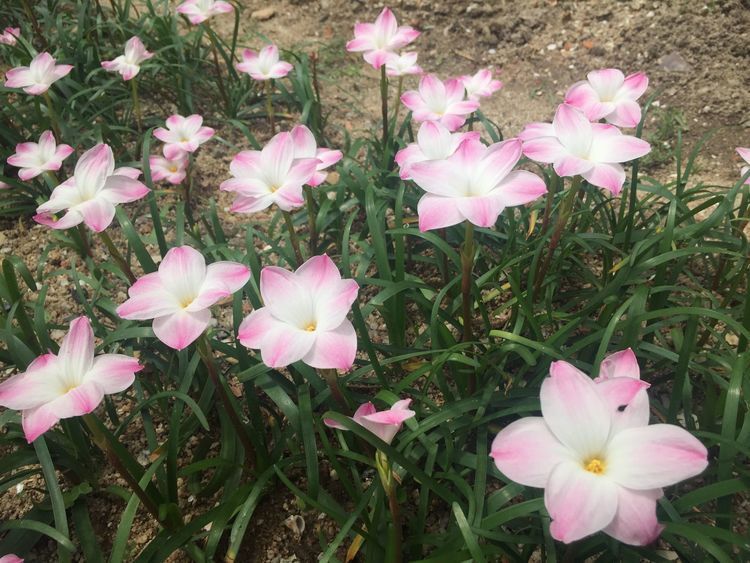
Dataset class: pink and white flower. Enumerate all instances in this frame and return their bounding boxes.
[385,52,422,77]
[0,316,142,443]
[236,45,293,81]
[238,254,359,370]
[221,131,320,213]
[565,69,648,128]
[594,348,651,434]
[150,151,188,185]
[490,357,708,546]
[0,27,20,46]
[153,114,215,160]
[401,74,480,131]
[4,52,73,95]
[521,103,651,195]
[395,121,479,180]
[176,0,233,24]
[408,137,547,231]
[290,125,342,187]
[117,246,250,350]
[34,144,148,232]
[346,7,420,69]
[737,147,750,184]
[460,68,503,100]
[325,399,415,444]
[7,130,73,181]
[101,36,154,81]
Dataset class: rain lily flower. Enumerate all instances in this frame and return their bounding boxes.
[401,74,480,131]
[346,7,420,69]
[7,130,73,181]
[0,27,20,46]
[395,121,479,180]
[176,0,233,24]
[238,254,359,369]
[290,125,342,186]
[35,144,148,232]
[153,114,215,160]
[150,151,188,185]
[0,316,142,443]
[221,131,320,213]
[737,147,750,184]
[491,358,708,545]
[385,52,422,77]
[236,45,293,81]
[325,399,415,444]
[101,36,154,81]
[565,68,648,128]
[521,103,651,195]
[0,181,10,190]
[460,68,503,100]
[117,246,251,350]
[408,137,547,231]
[4,52,73,95]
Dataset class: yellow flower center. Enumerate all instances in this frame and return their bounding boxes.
[305,323,316,332]
[168,165,178,173]
[584,458,606,475]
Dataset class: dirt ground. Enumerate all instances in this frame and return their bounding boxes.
[2,0,750,561]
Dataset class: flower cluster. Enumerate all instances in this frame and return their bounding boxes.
[150,114,214,185]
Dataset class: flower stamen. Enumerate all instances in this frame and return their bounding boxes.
[584,458,606,475]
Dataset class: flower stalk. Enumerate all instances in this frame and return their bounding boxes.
[204,23,230,112]
[304,186,318,255]
[533,175,582,299]
[380,65,389,155]
[42,92,61,137]
[97,229,136,283]
[319,368,348,411]
[197,336,257,471]
[265,79,276,134]
[131,78,142,133]
[81,413,162,523]
[282,210,304,266]
[460,221,475,344]
[376,450,403,563]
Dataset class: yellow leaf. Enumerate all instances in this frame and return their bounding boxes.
[526,209,539,239]
[346,529,366,562]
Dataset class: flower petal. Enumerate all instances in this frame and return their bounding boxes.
[545,461,619,543]
[417,194,465,231]
[302,320,357,370]
[86,354,141,394]
[490,417,572,487]
[541,360,611,458]
[59,316,95,377]
[606,424,709,489]
[603,487,664,546]
[117,272,181,319]
[152,309,211,350]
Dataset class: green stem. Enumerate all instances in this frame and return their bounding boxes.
[461,222,477,395]
[540,171,559,235]
[197,336,257,471]
[43,92,61,138]
[533,175,582,299]
[391,75,404,135]
[376,450,402,563]
[304,185,318,255]
[380,65,389,157]
[460,221,475,344]
[319,368,348,411]
[97,229,136,283]
[282,210,304,266]
[265,79,276,134]
[81,414,162,523]
[184,154,194,225]
[131,78,142,134]
[76,224,92,259]
[204,23,230,112]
